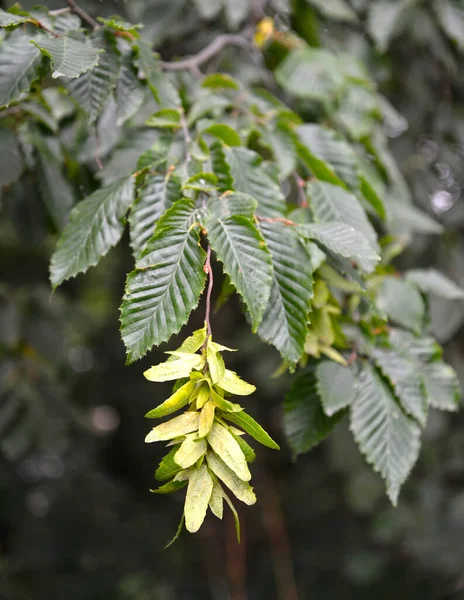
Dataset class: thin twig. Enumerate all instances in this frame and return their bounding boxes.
[295,174,308,208]
[257,216,298,227]
[35,20,61,37]
[66,0,100,30]
[204,246,214,337]
[160,32,252,72]
[48,7,71,16]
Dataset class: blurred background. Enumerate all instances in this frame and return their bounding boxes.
[1,0,464,598]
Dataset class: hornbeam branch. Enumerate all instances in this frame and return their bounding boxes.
[65,0,100,30]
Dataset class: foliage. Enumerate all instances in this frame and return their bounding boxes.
[0,0,463,550]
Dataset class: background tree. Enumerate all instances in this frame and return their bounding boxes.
[1,0,464,598]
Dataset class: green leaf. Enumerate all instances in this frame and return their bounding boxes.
[207,214,273,330]
[50,177,135,288]
[206,451,256,505]
[232,432,256,463]
[405,269,464,300]
[129,168,181,258]
[224,0,249,28]
[316,362,356,417]
[171,326,208,357]
[299,222,380,273]
[216,370,256,396]
[207,344,226,384]
[207,422,251,481]
[257,221,314,365]
[0,127,24,186]
[307,181,378,251]
[32,34,102,79]
[183,172,218,194]
[209,481,224,519]
[146,108,181,129]
[388,329,441,363]
[223,411,279,450]
[155,445,183,481]
[436,0,464,51]
[198,400,216,438]
[151,479,187,494]
[67,34,120,124]
[210,387,243,412]
[0,9,31,27]
[223,490,241,541]
[276,48,345,101]
[120,199,207,363]
[115,55,145,126]
[377,277,425,334]
[210,141,234,192]
[137,38,180,107]
[0,31,42,108]
[371,348,428,427]
[203,123,241,146]
[174,434,207,468]
[367,0,414,52]
[144,353,204,382]
[360,174,386,221]
[184,464,214,533]
[209,192,257,220]
[350,363,421,505]
[297,124,360,189]
[202,73,240,90]
[145,412,200,443]
[193,0,222,21]
[97,17,142,36]
[225,146,286,217]
[145,380,196,419]
[388,200,444,235]
[284,366,344,457]
[260,122,298,180]
[423,362,460,412]
[307,0,358,22]
[164,513,185,548]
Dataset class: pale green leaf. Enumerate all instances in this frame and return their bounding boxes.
[436,0,464,51]
[171,326,207,357]
[209,480,224,519]
[423,362,460,412]
[198,400,216,438]
[0,9,31,27]
[217,369,256,396]
[316,361,357,417]
[405,269,464,300]
[307,0,358,22]
[146,108,181,128]
[145,380,196,418]
[207,422,251,481]
[210,387,243,412]
[0,127,24,186]
[32,34,101,79]
[223,411,279,449]
[174,433,207,468]
[0,31,42,108]
[207,214,273,330]
[50,177,135,288]
[203,123,241,146]
[207,344,225,384]
[145,412,200,442]
[377,277,425,334]
[184,464,214,533]
[115,55,145,126]
[258,221,314,365]
[144,354,204,382]
[210,141,234,192]
[224,0,249,28]
[367,0,413,52]
[260,121,298,180]
[350,363,421,505]
[193,0,222,20]
[137,38,180,107]
[206,451,256,505]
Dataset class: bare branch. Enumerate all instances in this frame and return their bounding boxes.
[48,7,71,16]
[160,32,252,72]
[66,0,100,30]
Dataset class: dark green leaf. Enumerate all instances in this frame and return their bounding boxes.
[0,31,42,108]
[377,277,425,334]
[316,361,357,416]
[32,34,102,79]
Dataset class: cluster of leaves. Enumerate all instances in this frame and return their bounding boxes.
[143,326,278,542]
[0,0,463,534]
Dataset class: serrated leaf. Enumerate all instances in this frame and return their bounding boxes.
[225,146,286,217]
[260,122,298,180]
[210,387,243,412]
[137,38,180,107]
[50,177,135,288]
[388,328,441,363]
[115,55,145,126]
[371,348,428,427]
[120,199,207,363]
[209,192,257,220]
[217,370,255,396]
[257,221,314,365]
[145,412,200,443]
[210,141,234,192]
[155,445,183,481]
[405,269,464,300]
[145,380,196,419]
[0,9,31,26]
[307,181,378,251]
[0,127,24,186]
[209,480,224,519]
[423,362,460,412]
[299,222,380,273]
[129,168,181,257]
[207,422,251,481]
[206,451,256,505]
[350,363,421,505]
[198,400,216,438]
[377,277,425,334]
[184,464,214,533]
[223,411,279,449]
[207,214,273,330]
[298,124,360,189]
[67,34,120,124]
[174,433,207,468]
[276,48,345,101]
[144,354,204,382]
[0,31,42,108]
[316,361,356,416]
[284,366,344,457]
[32,34,101,79]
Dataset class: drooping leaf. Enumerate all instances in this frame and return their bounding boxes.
[223,411,279,449]
[137,38,180,107]
[260,121,298,180]
[170,326,207,358]
[115,54,145,125]
[32,34,102,79]
[216,370,256,396]
[207,214,273,330]
[316,361,357,417]
[50,177,135,288]
[350,363,421,505]
[164,513,185,548]
[210,387,243,413]
[0,31,42,108]
[207,422,251,481]
[377,277,425,334]
[405,269,464,300]
[225,146,286,217]
[155,445,183,481]
[206,344,226,384]
[209,480,224,519]
[144,353,204,382]
[129,167,181,258]
[151,479,187,494]
[257,221,314,365]
[284,366,344,457]
[184,464,214,533]
[145,412,200,443]
[120,199,207,362]
[206,451,256,505]
[423,362,460,412]
[0,127,24,186]
[174,434,207,468]
[145,380,196,418]
[198,400,216,438]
